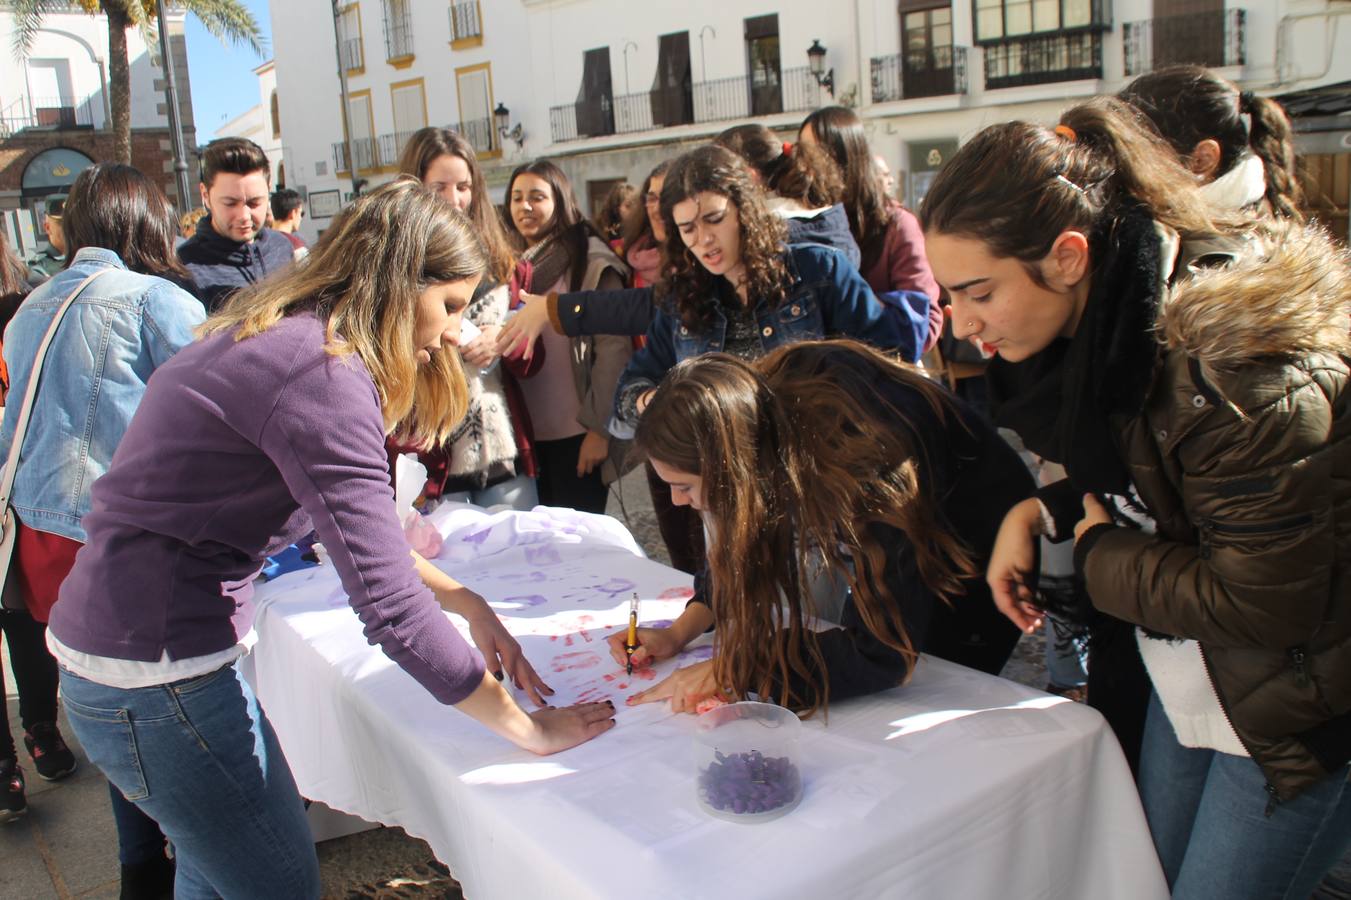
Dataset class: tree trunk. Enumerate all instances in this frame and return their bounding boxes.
[104,3,132,164]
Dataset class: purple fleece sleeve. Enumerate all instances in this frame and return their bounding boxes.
[259,351,486,704]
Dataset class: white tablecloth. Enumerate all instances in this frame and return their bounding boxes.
[248,505,1167,900]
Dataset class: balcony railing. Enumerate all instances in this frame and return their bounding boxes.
[548,66,826,143]
[332,136,380,173]
[456,117,495,155]
[1123,9,1245,75]
[336,118,495,172]
[450,0,482,42]
[0,96,96,136]
[383,0,413,60]
[339,36,364,71]
[984,31,1104,90]
[871,47,969,102]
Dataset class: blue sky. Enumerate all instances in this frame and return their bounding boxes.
[183,0,273,141]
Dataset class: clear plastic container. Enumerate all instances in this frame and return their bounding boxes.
[694,701,803,823]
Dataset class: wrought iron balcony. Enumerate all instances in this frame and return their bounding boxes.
[1124,9,1245,75]
[871,46,969,102]
[0,97,96,135]
[549,67,826,144]
[339,36,364,71]
[383,0,413,61]
[450,0,482,42]
[984,31,1104,90]
[331,137,381,173]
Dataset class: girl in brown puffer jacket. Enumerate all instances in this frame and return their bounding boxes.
[920,96,1351,900]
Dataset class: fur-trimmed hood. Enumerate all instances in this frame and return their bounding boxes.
[1158,220,1351,372]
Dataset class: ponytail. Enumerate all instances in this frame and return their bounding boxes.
[920,97,1236,272]
[1243,92,1306,221]
[712,124,844,209]
[1121,65,1304,221]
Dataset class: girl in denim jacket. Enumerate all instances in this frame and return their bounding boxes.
[611,144,903,435]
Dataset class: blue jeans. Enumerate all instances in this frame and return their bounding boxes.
[59,663,320,900]
[1139,690,1351,900]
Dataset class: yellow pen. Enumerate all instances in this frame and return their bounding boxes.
[625,593,639,676]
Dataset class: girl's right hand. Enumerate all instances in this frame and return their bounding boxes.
[605,625,685,669]
[522,702,616,755]
[494,292,551,359]
[988,498,1044,634]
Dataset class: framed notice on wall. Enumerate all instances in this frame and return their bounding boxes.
[308,189,342,220]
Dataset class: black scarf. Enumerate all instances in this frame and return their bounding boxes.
[988,205,1167,497]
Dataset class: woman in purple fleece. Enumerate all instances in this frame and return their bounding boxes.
[47,179,615,899]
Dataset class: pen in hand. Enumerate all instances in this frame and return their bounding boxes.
[625,593,639,677]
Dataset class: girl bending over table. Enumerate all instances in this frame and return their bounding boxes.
[920,96,1351,897]
[607,341,1031,714]
[47,180,615,900]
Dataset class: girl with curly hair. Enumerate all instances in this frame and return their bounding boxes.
[611,144,903,432]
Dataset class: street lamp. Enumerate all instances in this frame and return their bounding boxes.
[807,39,834,97]
[494,103,523,150]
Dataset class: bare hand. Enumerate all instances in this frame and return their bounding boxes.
[460,324,502,368]
[1073,493,1113,544]
[627,659,721,713]
[576,431,609,478]
[495,292,551,359]
[523,701,616,755]
[466,611,555,707]
[605,625,685,669]
[988,498,1044,635]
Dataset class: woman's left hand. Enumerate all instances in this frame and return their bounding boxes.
[464,605,555,707]
[627,659,722,713]
[1073,494,1114,544]
[576,430,609,478]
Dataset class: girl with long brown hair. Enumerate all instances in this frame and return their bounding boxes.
[712,123,861,269]
[606,340,1029,714]
[503,160,634,513]
[920,96,1351,897]
[799,106,941,355]
[395,127,536,509]
[46,180,615,899]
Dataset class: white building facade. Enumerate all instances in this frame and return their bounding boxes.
[215,60,286,188]
[270,0,1351,243]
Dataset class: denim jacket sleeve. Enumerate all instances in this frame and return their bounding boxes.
[609,305,680,438]
[805,246,906,352]
[141,280,207,368]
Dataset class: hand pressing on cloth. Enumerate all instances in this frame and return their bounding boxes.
[627,659,727,714]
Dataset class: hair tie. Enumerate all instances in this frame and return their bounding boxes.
[1239,90,1255,112]
[1053,124,1077,143]
[782,142,793,158]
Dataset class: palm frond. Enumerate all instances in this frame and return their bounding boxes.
[179,0,268,57]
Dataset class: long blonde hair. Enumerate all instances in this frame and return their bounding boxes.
[201,178,486,445]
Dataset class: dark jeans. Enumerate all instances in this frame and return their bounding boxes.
[535,434,609,514]
[644,462,706,574]
[109,781,170,865]
[0,609,59,760]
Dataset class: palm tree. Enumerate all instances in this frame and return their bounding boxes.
[10,0,265,164]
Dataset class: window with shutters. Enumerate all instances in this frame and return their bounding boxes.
[651,32,693,128]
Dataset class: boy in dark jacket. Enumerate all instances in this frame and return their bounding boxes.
[178,137,295,312]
